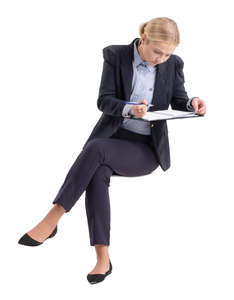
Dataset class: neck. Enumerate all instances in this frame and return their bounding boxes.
[137,41,145,62]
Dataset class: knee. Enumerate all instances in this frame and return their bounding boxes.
[84,139,108,160]
[91,165,113,187]
[85,139,105,153]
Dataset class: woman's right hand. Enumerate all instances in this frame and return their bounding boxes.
[131,99,148,118]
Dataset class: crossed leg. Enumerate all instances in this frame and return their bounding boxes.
[25,136,159,274]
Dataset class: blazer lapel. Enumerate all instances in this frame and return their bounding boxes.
[120,38,137,102]
[148,62,168,111]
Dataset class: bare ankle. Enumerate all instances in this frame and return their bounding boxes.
[94,245,109,262]
[39,204,65,229]
[53,203,66,214]
[97,257,110,263]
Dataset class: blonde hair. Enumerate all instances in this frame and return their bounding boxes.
[139,17,180,45]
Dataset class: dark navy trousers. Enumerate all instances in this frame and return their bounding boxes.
[52,127,159,246]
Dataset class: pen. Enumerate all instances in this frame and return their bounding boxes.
[124,101,154,107]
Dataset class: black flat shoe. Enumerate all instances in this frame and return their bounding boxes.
[87,259,112,284]
[18,225,58,246]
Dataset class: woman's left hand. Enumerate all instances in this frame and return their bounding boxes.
[191,98,206,115]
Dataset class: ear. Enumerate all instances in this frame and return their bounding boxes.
[141,33,147,44]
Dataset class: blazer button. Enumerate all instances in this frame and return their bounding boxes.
[151,123,154,127]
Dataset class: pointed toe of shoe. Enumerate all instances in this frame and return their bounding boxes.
[18,233,42,246]
[87,260,112,284]
[18,225,58,247]
[87,273,106,284]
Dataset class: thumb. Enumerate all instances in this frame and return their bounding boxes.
[140,99,148,106]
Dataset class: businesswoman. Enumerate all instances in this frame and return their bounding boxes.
[18,17,206,284]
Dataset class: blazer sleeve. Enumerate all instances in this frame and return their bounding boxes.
[97,47,126,117]
[170,55,191,111]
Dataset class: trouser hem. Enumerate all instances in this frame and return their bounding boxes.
[90,241,110,246]
[52,200,70,213]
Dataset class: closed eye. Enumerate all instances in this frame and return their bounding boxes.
[154,50,170,57]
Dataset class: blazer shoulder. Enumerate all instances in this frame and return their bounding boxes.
[102,44,127,65]
[171,54,186,82]
[171,54,185,68]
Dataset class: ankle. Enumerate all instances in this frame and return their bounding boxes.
[51,204,66,216]
[94,245,109,262]
[54,203,66,213]
[96,254,110,262]
[41,205,65,227]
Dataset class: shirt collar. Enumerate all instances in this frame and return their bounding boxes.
[133,39,155,73]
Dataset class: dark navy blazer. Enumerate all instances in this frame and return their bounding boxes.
[82,37,191,171]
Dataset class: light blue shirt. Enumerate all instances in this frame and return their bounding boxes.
[120,40,194,135]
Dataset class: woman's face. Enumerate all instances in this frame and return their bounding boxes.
[138,36,177,67]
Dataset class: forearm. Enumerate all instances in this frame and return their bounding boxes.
[97,95,126,117]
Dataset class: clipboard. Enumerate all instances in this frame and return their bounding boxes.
[124,109,203,123]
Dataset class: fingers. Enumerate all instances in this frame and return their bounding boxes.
[197,106,206,115]
[197,100,206,115]
[131,99,148,118]
[192,98,206,115]
[140,99,148,105]
[132,103,147,118]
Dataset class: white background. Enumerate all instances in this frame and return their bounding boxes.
[1,0,233,299]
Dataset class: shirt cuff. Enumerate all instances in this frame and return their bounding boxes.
[186,97,198,111]
[122,104,133,117]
